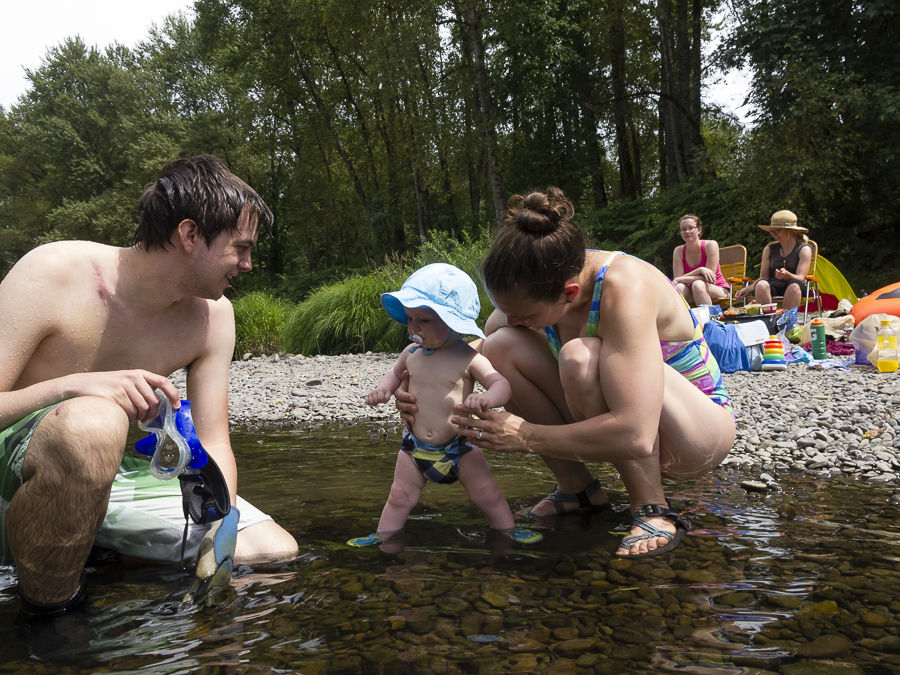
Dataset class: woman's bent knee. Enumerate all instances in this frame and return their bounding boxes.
[558,339,600,392]
[483,326,546,365]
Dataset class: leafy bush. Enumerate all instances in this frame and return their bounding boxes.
[283,229,496,355]
[582,179,738,277]
[232,291,292,358]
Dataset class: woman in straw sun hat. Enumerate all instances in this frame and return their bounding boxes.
[736,210,812,310]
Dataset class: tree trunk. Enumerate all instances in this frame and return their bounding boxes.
[675,0,694,171]
[610,0,638,199]
[414,43,459,232]
[464,0,505,228]
[690,0,705,176]
[324,26,381,193]
[579,92,609,209]
[658,91,668,191]
[573,13,608,209]
[657,0,689,184]
[413,165,426,240]
[287,32,370,212]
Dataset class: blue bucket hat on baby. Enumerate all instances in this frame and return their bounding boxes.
[382,263,486,339]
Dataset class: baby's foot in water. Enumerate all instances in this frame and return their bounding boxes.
[519,478,610,517]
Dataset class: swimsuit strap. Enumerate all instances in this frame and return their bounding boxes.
[586,251,622,338]
[544,251,623,356]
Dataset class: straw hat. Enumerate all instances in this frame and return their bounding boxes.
[759,210,808,232]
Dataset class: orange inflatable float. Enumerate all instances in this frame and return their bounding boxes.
[850,281,900,324]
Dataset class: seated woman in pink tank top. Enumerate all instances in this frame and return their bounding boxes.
[671,214,729,306]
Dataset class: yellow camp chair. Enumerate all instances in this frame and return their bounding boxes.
[713,245,751,309]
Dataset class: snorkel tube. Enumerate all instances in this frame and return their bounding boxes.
[135,392,209,479]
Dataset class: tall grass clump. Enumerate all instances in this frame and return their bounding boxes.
[282,262,411,355]
[232,291,292,359]
[283,228,496,355]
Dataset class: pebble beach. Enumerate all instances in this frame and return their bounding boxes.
[192,353,900,485]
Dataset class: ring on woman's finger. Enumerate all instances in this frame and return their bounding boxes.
[476,430,484,441]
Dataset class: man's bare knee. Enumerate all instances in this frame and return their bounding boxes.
[28,397,129,484]
[235,521,298,561]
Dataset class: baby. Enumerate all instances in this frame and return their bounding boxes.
[348,263,541,546]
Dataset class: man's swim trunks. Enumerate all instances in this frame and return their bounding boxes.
[0,405,56,562]
[0,405,272,564]
[401,429,475,484]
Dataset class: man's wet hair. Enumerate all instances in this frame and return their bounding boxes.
[134,155,273,250]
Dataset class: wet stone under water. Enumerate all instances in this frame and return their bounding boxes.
[1,422,899,674]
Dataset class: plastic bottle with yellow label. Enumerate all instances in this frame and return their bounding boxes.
[876,319,898,373]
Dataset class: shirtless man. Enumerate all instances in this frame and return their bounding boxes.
[0,155,297,616]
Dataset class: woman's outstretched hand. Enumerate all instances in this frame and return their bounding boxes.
[452,405,529,454]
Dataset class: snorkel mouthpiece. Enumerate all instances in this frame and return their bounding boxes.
[135,390,209,480]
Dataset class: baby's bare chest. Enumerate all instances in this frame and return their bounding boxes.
[406,352,474,402]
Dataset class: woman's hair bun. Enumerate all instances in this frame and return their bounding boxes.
[505,186,575,235]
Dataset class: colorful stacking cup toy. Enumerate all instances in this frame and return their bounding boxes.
[762,336,787,371]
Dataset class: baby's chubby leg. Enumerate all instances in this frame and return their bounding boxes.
[376,451,427,533]
[457,449,515,530]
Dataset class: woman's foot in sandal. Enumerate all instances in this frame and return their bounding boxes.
[615,503,690,558]
[520,478,612,518]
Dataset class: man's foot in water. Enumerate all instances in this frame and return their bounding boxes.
[519,478,611,518]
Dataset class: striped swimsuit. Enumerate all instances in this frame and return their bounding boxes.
[544,251,733,414]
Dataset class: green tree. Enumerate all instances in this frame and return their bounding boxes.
[0,37,182,272]
[720,0,900,288]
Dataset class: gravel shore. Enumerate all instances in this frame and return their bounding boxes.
[194,353,900,484]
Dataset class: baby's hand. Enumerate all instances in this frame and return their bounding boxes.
[366,388,393,406]
[463,393,492,416]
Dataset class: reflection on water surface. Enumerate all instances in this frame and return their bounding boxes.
[1,422,899,674]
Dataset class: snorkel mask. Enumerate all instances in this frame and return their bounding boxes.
[135,391,233,604]
[135,391,209,480]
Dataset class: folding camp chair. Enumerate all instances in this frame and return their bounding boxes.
[713,245,751,309]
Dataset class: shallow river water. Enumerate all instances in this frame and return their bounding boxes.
[2,422,900,674]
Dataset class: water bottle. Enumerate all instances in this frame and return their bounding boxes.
[811,319,826,360]
[876,320,898,373]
